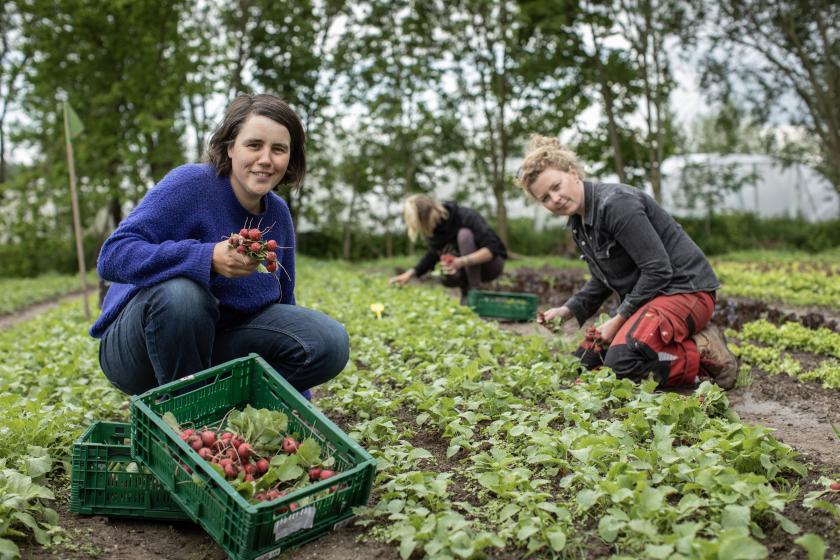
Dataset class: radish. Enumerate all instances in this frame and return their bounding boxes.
[256,458,269,474]
[319,469,335,480]
[244,463,257,475]
[244,474,254,482]
[189,436,203,451]
[223,464,237,478]
[289,503,299,512]
[308,467,321,481]
[831,482,840,491]
[200,431,217,447]
[219,458,233,468]
[221,432,234,441]
[198,447,213,460]
[281,437,299,454]
[237,443,254,460]
[182,428,195,437]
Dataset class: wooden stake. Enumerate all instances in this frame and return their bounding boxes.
[63,103,90,321]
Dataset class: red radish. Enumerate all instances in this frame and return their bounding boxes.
[189,437,203,451]
[308,467,321,481]
[256,459,269,474]
[231,437,243,449]
[266,239,277,251]
[238,443,254,460]
[219,458,233,468]
[221,432,234,440]
[182,428,195,437]
[265,251,277,262]
[239,228,249,238]
[248,229,262,241]
[244,474,254,482]
[329,485,338,494]
[236,245,247,254]
[574,378,582,385]
[198,447,213,460]
[244,463,257,475]
[830,482,840,491]
[289,503,300,512]
[266,262,277,273]
[223,464,237,478]
[319,469,335,480]
[200,431,217,447]
[179,432,191,442]
[226,448,238,460]
[250,242,261,252]
[254,493,266,502]
[281,437,299,454]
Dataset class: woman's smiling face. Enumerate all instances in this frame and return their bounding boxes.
[529,167,585,216]
[227,114,291,213]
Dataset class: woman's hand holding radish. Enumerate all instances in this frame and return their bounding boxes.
[212,240,259,278]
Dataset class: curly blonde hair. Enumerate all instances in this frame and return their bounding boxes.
[515,134,586,197]
[403,194,449,242]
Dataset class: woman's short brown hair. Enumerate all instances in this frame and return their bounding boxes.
[204,93,306,188]
[515,134,586,197]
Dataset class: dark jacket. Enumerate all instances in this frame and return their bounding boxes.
[413,202,507,277]
[565,181,719,325]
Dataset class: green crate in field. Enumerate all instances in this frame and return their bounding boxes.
[70,421,188,520]
[130,354,377,560]
[467,290,538,321]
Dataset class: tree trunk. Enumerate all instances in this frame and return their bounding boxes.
[590,22,627,183]
[342,189,357,260]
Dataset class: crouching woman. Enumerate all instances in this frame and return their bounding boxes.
[388,195,507,304]
[515,134,738,389]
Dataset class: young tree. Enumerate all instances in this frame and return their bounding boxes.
[699,0,840,192]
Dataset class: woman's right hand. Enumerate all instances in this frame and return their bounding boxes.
[388,269,416,286]
[212,240,259,278]
[543,306,573,323]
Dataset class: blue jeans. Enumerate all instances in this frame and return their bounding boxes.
[99,278,349,396]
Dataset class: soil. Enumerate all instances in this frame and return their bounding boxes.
[12,264,840,559]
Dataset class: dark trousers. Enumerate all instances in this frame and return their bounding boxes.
[577,292,715,387]
[99,277,349,395]
[440,228,505,294]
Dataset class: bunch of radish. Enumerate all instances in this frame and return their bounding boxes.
[225,223,280,273]
[166,405,341,507]
[178,428,273,482]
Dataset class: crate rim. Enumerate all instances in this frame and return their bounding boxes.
[130,353,377,513]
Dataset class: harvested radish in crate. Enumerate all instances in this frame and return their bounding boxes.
[163,405,343,507]
[130,354,376,560]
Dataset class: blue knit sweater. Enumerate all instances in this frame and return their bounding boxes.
[90,163,296,338]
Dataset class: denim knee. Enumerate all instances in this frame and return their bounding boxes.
[305,314,350,385]
[146,278,218,326]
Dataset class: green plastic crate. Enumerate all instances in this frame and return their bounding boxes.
[467,290,538,321]
[130,354,377,560]
[70,421,188,520]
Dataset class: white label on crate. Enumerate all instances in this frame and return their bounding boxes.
[255,547,285,560]
[272,506,316,541]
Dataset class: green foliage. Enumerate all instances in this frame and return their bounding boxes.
[0,271,98,314]
[297,259,811,558]
[0,301,126,552]
[678,214,840,256]
[715,260,840,309]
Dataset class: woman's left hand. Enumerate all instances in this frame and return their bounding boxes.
[598,314,626,344]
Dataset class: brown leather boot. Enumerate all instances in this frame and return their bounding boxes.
[693,323,738,390]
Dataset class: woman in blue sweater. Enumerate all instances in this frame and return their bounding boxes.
[91,93,349,396]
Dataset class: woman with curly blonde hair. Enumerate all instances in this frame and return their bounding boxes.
[388,194,507,303]
[515,134,737,390]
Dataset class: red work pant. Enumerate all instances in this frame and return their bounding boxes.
[576,292,715,387]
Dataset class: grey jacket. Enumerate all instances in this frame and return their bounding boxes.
[564,181,720,325]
